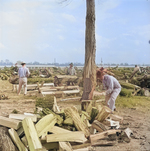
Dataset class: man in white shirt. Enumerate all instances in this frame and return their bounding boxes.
[96,68,121,111]
[17,62,30,95]
[130,65,141,79]
[67,63,76,75]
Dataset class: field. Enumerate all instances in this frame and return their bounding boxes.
[0,78,150,151]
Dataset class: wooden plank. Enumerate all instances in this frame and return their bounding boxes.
[22,118,42,151]
[0,116,22,130]
[9,114,37,122]
[8,128,28,151]
[46,131,87,143]
[60,97,81,102]
[90,129,121,146]
[59,142,73,151]
[35,114,57,137]
[41,90,80,95]
[55,75,77,79]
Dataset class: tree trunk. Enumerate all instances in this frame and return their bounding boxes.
[82,0,96,100]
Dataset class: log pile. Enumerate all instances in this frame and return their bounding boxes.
[0,98,133,151]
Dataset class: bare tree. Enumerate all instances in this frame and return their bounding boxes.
[58,0,96,101]
[82,0,96,101]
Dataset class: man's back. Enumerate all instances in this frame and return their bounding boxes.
[18,67,30,78]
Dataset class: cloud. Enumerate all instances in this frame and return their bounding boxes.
[62,13,76,22]
[58,35,65,40]
[0,43,5,49]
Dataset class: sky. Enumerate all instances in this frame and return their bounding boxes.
[0,0,150,64]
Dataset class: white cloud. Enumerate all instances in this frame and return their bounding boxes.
[0,43,5,49]
[58,35,65,40]
[62,13,76,22]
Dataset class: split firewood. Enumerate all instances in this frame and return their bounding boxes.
[109,114,123,123]
[22,118,43,151]
[90,129,121,146]
[8,128,28,151]
[9,114,37,122]
[64,106,90,137]
[42,108,63,125]
[92,120,108,132]
[46,131,87,143]
[96,106,112,122]
[53,96,60,113]
[35,114,57,137]
[90,107,99,123]
[0,116,22,130]
[59,142,73,151]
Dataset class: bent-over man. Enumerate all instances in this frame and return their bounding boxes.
[97,68,121,111]
[17,62,30,95]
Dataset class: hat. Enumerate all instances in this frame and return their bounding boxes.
[21,61,26,65]
[69,63,73,66]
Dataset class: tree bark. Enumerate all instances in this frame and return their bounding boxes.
[82,0,96,100]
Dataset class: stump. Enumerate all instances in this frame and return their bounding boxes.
[0,127,17,151]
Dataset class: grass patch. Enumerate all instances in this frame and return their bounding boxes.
[36,95,54,109]
[116,95,150,110]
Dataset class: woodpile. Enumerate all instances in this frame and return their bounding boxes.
[0,98,133,151]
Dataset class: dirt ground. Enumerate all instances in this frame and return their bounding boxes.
[0,79,150,151]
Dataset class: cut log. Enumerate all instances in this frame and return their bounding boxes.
[0,127,16,151]
[59,142,73,151]
[35,114,57,137]
[8,128,28,151]
[91,139,116,146]
[92,120,107,132]
[22,118,42,151]
[90,129,121,146]
[0,116,22,130]
[144,89,150,97]
[9,114,37,122]
[46,131,87,143]
[96,106,112,122]
[64,106,90,137]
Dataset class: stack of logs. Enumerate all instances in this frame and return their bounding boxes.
[0,98,133,151]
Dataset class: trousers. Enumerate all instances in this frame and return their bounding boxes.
[105,88,121,111]
[18,77,27,95]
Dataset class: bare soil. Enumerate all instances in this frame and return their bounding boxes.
[0,80,150,151]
